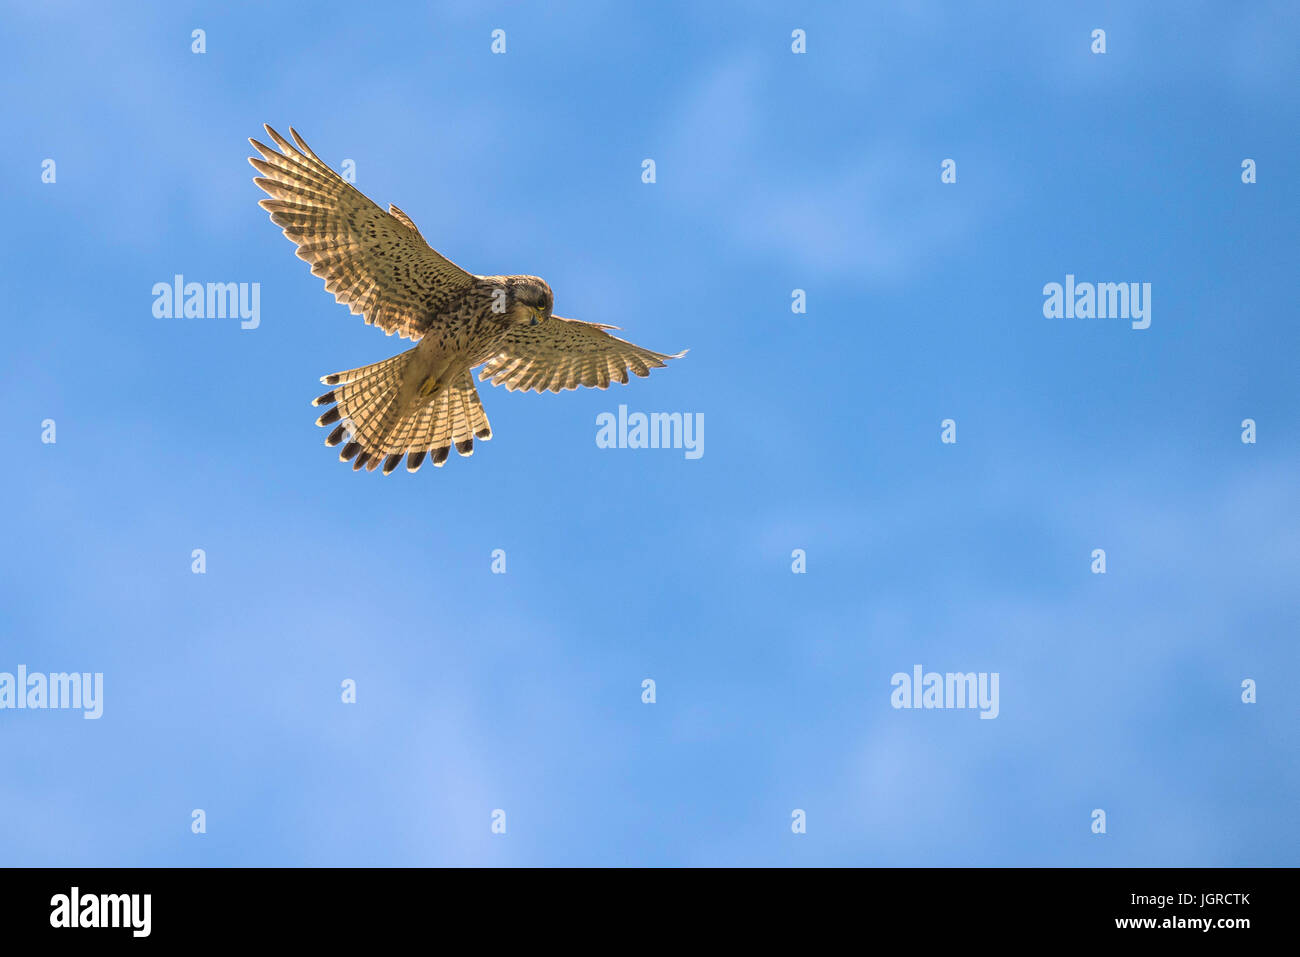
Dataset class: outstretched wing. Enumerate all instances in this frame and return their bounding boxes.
[249,125,476,340]
[478,316,685,393]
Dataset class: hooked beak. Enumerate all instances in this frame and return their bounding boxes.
[529,307,543,327]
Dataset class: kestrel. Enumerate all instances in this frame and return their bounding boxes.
[249,125,684,474]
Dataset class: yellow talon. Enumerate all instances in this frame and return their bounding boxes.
[418,377,439,397]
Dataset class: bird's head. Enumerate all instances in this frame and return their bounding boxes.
[510,276,553,327]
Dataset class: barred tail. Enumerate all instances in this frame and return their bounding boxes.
[311,351,491,475]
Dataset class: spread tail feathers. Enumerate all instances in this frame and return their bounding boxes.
[312,350,491,474]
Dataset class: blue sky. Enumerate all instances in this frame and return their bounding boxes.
[1,1,1296,866]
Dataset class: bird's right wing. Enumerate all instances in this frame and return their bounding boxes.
[478,316,685,393]
[249,125,476,340]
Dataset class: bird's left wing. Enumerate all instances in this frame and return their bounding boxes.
[249,125,477,340]
[478,316,685,393]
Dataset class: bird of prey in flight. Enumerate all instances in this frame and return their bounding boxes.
[248,125,684,474]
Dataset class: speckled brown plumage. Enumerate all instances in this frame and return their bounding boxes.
[250,124,684,474]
